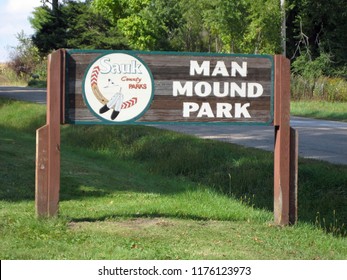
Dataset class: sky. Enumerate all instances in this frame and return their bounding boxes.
[0,0,42,62]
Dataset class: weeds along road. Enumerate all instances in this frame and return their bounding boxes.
[1,86,347,165]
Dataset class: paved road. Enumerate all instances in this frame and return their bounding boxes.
[156,118,347,165]
[1,86,347,165]
[0,86,46,104]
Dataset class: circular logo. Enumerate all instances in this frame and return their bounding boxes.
[83,52,154,122]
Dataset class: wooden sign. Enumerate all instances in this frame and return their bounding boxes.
[36,49,297,227]
[64,50,274,125]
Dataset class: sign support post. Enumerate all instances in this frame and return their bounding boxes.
[274,55,293,225]
[289,127,298,224]
[35,49,65,217]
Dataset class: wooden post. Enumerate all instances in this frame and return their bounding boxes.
[274,55,291,225]
[35,125,49,215]
[289,127,298,224]
[35,49,65,217]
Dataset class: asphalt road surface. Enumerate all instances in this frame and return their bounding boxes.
[1,86,346,165]
[0,86,46,104]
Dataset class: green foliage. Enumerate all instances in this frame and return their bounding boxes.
[30,0,127,55]
[19,0,347,95]
[29,0,347,73]
[291,52,347,101]
[92,0,127,23]
[117,13,156,50]
[292,52,332,78]
[8,31,43,79]
[93,0,184,51]
[3,31,46,86]
[29,5,67,54]
[92,0,282,53]
[287,0,347,67]
[244,0,282,54]
[27,80,47,88]
[63,1,127,50]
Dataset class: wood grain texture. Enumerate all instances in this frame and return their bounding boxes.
[35,125,49,217]
[274,55,291,225]
[35,50,64,217]
[65,51,273,124]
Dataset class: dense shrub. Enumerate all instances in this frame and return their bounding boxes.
[291,52,347,101]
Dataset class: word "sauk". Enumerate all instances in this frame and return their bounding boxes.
[100,57,143,74]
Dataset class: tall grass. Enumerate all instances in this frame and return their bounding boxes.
[0,63,46,87]
[291,75,347,102]
[0,64,27,86]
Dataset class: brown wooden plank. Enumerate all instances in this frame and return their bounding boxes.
[139,110,272,123]
[35,125,49,217]
[148,95,271,109]
[36,49,64,217]
[46,49,64,217]
[66,93,272,123]
[67,96,271,120]
[274,55,291,225]
[289,127,298,225]
[65,51,274,124]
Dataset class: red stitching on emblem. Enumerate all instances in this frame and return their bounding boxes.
[121,97,138,109]
[91,66,100,86]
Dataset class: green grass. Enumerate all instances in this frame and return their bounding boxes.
[291,101,347,122]
[1,98,347,259]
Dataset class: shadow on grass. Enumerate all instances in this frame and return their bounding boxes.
[70,213,212,224]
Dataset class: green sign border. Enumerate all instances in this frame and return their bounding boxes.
[65,49,274,126]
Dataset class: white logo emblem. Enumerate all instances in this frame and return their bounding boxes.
[83,53,154,122]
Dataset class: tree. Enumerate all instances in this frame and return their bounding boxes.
[8,31,43,78]
[63,1,127,50]
[30,0,128,55]
[92,0,283,54]
[243,0,282,54]
[30,5,66,54]
[287,0,347,66]
[202,0,250,53]
[92,0,126,23]
[116,0,157,50]
[92,0,183,51]
[40,0,59,12]
[178,0,211,52]
[31,0,346,74]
